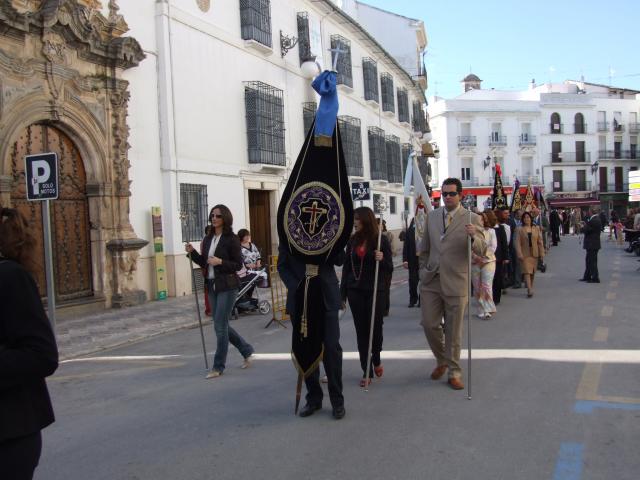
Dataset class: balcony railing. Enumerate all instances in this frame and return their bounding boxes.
[517,175,541,185]
[573,123,588,134]
[552,181,592,192]
[597,121,610,131]
[599,183,629,193]
[613,122,625,132]
[549,123,564,134]
[458,136,476,147]
[519,134,536,146]
[550,152,591,163]
[462,177,480,187]
[488,135,507,146]
[629,123,640,133]
[598,150,638,160]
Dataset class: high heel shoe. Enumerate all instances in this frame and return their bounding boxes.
[527,289,533,298]
[359,378,372,387]
[374,364,384,378]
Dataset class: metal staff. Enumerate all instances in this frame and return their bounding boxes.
[180,211,209,370]
[467,209,473,400]
[364,198,386,391]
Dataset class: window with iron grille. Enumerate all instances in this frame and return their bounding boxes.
[297,12,312,65]
[330,35,352,88]
[373,193,382,214]
[244,81,286,166]
[362,57,379,102]
[386,135,402,183]
[302,102,317,138]
[368,127,386,180]
[381,73,395,113]
[180,183,209,243]
[401,143,412,180]
[240,0,272,48]
[389,196,397,214]
[397,88,410,123]
[412,100,427,133]
[338,115,363,177]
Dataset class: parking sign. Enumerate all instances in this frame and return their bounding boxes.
[25,152,58,201]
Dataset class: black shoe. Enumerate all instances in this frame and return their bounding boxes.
[299,403,321,418]
[579,278,588,282]
[588,279,600,283]
[408,303,416,308]
[332,405,346,419]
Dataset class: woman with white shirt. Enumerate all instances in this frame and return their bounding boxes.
[472,210,498,319]
[186,204,254,378]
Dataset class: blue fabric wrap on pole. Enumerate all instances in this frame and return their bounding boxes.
[312,71,339,147]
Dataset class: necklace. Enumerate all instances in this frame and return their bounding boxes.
[350,244,365,281]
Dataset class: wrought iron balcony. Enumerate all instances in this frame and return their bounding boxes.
[458,136,476,147]
[550,152,591,163]
[488,135,507,146]
[461,177,480,187]
[552,181,592,193]
[599,183,629,193]
[597,122,610,132]
[519,134,536,146]
[629,123,640,133]
[573,123,588,134]
[613,122,625,132]
[549,123,564,134]
[598,150,637,160]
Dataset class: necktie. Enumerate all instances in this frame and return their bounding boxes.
[447,213,453,227]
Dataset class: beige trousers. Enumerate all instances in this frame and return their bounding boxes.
[420,276,467,379]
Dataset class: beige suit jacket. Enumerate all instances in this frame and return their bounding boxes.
[419,206,486,297]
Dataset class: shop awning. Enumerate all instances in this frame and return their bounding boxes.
[548,198,600,207]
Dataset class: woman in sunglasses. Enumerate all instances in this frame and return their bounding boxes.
[186,205,254,378]
[0,207,58,479]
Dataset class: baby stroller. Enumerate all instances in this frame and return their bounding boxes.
[232,268,271,319]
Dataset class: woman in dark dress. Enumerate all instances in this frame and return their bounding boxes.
[186,204,254,378]
[0,207,59,479]
[340,207,393,386]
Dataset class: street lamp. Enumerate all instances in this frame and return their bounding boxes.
[483,155,492,170]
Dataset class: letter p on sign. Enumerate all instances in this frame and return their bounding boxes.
[25,153,58,201]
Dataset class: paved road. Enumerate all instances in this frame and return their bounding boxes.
[38,236,640,480]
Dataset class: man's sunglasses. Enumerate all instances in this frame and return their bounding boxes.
[442,191,459,197]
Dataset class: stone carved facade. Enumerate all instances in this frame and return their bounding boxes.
[0,0,147,308]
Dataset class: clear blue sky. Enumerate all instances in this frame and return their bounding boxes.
[361,0,640,98]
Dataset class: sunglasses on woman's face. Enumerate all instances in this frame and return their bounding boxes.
[442,191,459,197]
[210,214,223,219]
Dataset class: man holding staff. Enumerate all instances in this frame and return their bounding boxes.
[418,178,486,390]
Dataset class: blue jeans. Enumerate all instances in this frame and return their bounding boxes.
[207,285,254,372]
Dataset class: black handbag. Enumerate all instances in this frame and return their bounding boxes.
[537,258,547,273]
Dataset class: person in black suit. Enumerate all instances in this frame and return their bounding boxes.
[340,207,393,387]
[402,218,420,307]
[549,208,561,246]
[492,209,510,305]
[277,243,346,419]
[186,204,254,378]
[580,207,602,283]
[0,207,58,480]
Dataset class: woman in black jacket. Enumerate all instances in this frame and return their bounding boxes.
[0,207,58,479]
[340,207,393,386]
[186,204,254,378]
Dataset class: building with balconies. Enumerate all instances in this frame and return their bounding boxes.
[428,77,640,212]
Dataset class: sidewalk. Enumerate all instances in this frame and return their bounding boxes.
[55,253,405,360]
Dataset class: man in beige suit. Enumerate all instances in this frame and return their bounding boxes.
[419,178,486,390]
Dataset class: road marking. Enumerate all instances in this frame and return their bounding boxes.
[576,362,640,405]
[575,400,640,414]
[52,360,186,382]
[611,272,620,278]
[553,443,584,480]
[609,281,619,288]
[600,306,613,317]
[61,355,182,364]
[249,349,640,363]
[606,292,617,300]
[593,327,609,342]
